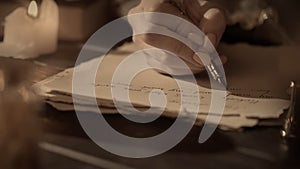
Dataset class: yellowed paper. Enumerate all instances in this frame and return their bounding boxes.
[34,43,290,129]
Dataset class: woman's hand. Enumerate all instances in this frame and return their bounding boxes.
[128,0,227,75]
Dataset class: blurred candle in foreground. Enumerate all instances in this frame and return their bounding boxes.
[0,0,59,59]
[0,72,41,169]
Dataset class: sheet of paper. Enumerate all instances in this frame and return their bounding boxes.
[46,101,120,113]
[33,43,291,129]
[46,100,258,129]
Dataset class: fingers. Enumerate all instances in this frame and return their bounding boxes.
[129,1,195,42]
[128,0,226,75]
[129,2,204,67]
[184,0,226,47]
[134,32,206,74]
[200,8,226,47]
[135,34,206,75]
[184,0,222,24]
[134,31,203,69]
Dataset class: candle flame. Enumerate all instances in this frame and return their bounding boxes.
[28,1,38,18]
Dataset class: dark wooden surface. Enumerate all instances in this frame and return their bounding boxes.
[1,41,299,169]
[40,106,300,169]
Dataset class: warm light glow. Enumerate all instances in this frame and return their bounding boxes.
[28,1,38,18]
[290,81,295,88]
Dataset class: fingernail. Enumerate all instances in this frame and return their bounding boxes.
[204,8,221,19]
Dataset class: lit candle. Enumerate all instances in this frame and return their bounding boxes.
[28,0,39,18]
[0,0,59,59]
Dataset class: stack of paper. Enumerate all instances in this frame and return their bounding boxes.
[33,43,290,130]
